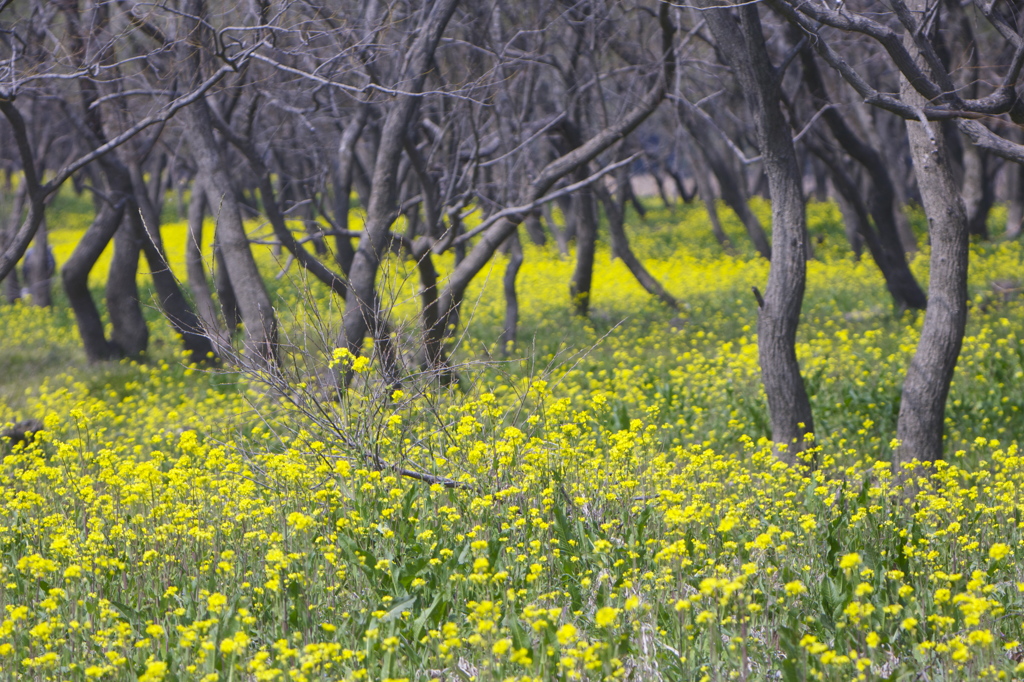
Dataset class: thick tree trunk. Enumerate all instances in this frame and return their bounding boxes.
[339,0,460,386]
[894,70,970,466]
[704,2,815,462]
[106,215,149,358]
[185,101,277,365]
[182,1,278,367]
[63,201,125,362]
[185,183,229,350]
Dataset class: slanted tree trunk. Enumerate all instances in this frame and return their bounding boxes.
[677,99,772,259]
[63,200,126,362]
[523,212,547,245]
[596,163,679,309]
[498,230,524,354]
[681,131,733,252]
[703,1,815,462]
[798,43,926,310]
[894,62,970,466]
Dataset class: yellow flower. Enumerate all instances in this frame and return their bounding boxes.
[839,553,861,571]
[207,592,228,614]
[556,623,577,645]
[595,607,619,628]
[139,661,168,682]
[989,543,1011,561]
[785,581,807,596]
[866,632,880,648]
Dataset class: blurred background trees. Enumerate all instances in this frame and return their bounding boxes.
[1,0,1022,463]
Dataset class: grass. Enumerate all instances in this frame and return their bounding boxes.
[0,193,1022,681]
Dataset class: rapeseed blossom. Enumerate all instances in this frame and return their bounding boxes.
[0,199,1022,679]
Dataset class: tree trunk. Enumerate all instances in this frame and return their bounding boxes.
[106,215,149,358]
[498,230,524,354]
[894,67,970,466]
[704,2,815,462]
[127,163,216,363]
[24,218,53,307]
[523,212,547,245]
[569,173,598,316]
[1,183,26,303]
[63,200,125,362]
[339,0,460,386]
[185,182,230,351]
[1006,159,1024,239]
[213,239,242,336]
[798,42,926,310]
[681,132,733,252]
[333,105,370,275]
[597,164,680,308]
[961,142,993,239]
[182,0,278,367]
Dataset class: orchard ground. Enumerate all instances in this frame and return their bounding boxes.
[1,196,1024,681]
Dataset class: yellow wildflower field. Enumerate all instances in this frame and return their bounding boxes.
[1,200,1023,680]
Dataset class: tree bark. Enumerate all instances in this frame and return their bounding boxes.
[339,0,460,385]
[1006,159,1024,239]
[23,218,53,307]
[704,2,815,462]
[569,171,598,316]
[596,163,680,309]
[62,201,126,362]
[181,0,278,367]
[106,215,149,358]
[435,3,674,337]
[676,99,772,259]
[498,230,524,354]
[333,105,370,275]
[185,182,230,353]
[798,43,926,310]
[1,183,26,303]
[961,142,996,239]
[894,64,970,466]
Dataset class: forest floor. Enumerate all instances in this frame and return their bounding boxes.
[1,197,1023,680]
